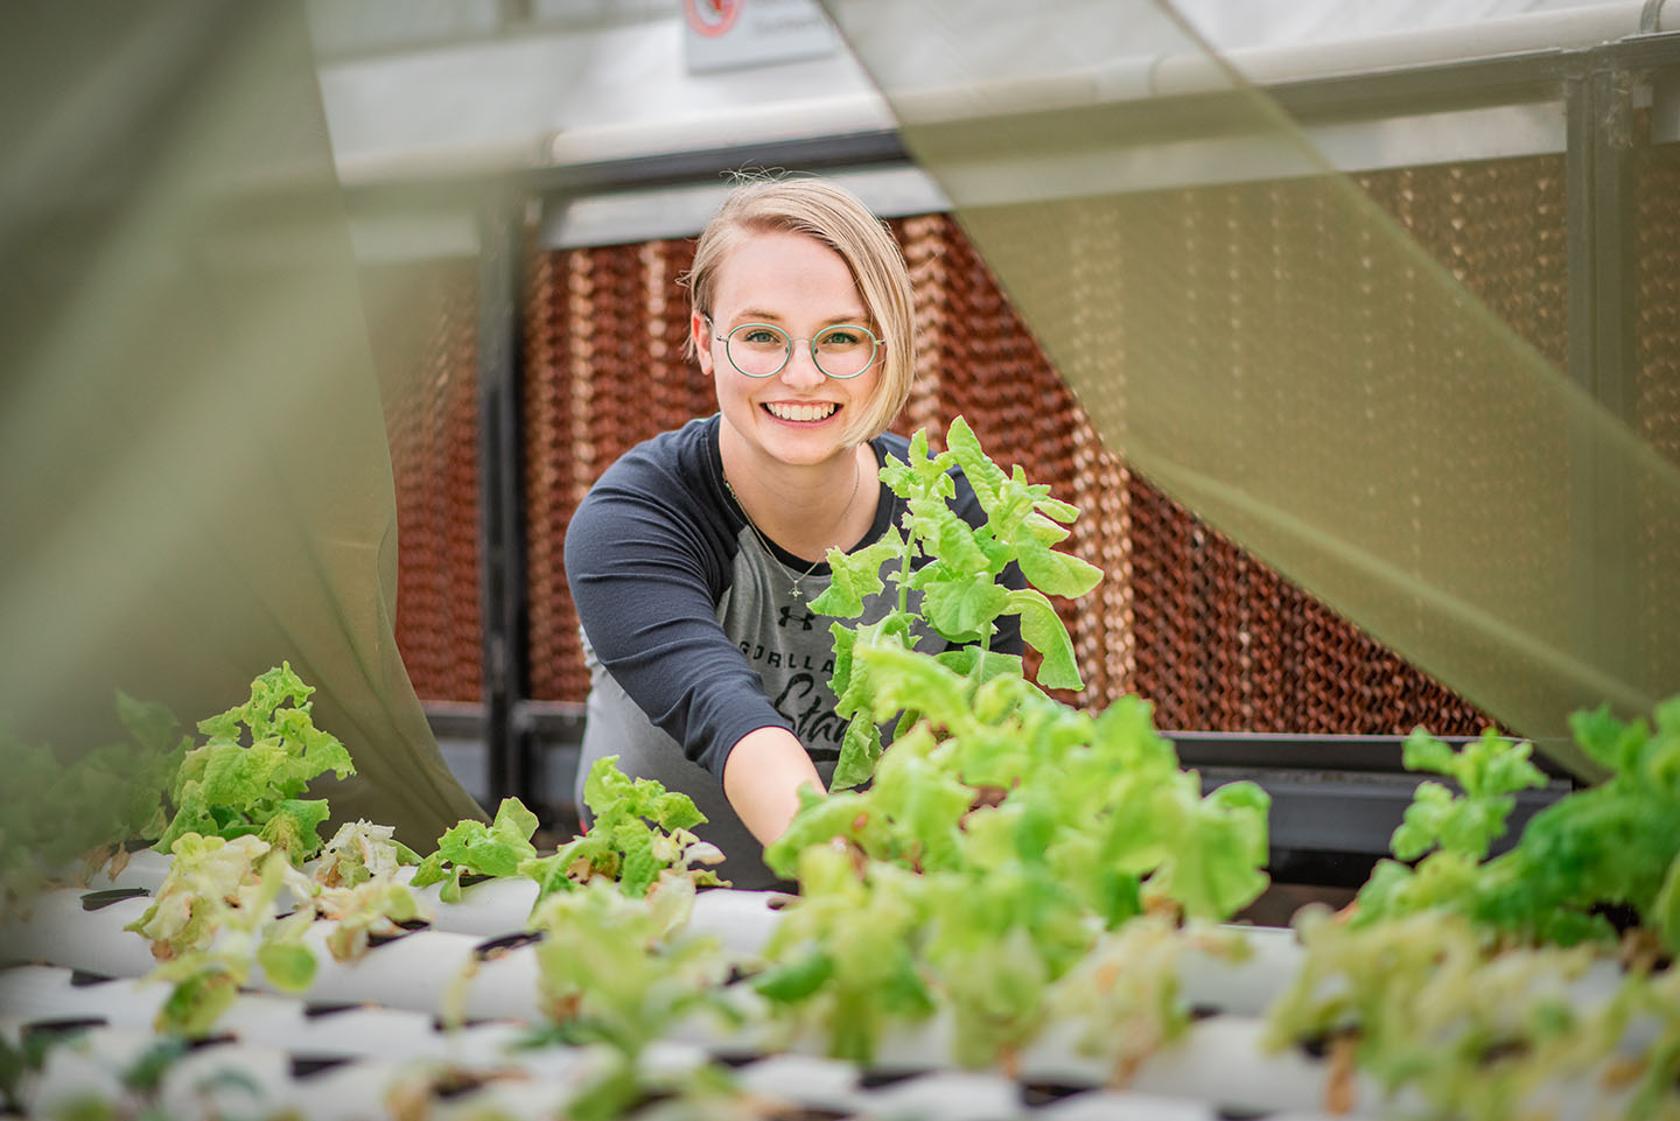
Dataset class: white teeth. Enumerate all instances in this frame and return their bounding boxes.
[765,402,837,422]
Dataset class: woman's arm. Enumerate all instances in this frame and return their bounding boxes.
[722,725,826,844]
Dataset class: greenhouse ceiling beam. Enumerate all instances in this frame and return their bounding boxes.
[495,34,1680,215]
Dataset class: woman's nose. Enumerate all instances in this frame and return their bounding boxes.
[779,345,826,388]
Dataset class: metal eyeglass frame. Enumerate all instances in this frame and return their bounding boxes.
[707,318,883,380]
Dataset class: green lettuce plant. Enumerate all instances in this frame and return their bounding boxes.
[410,796,540,904]
[521,877,733,1121]
[0,693,187,908]
[127,833,319,1036]
[153,663,355,864]
[1265,908,1635,1121]
[1354,702,1680,954]
[810,417,1102,789]
[520,756,726,909]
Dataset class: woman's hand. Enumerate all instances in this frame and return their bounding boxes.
[722,726,826,845]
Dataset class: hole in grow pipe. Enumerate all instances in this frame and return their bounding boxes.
[611,1090,675,1113]
[431,1016,495,1032]
[22,1017,106,1046]
[70,969,113,987]
[304,1002,360,1019]
[1019,1081,1088,1106]
[1189,1004,1221,1022]
[472,930,543,960]
[1298,1026,1358,1061]
[80,887,150,911]
[431,1069,498,1101]
[290,1055,353,1079]
[367,918,431,948]
[856,1069,920,1090]
[1216,1109,1271,1121]
[121,837,154,853]
[183,1033,237,1052]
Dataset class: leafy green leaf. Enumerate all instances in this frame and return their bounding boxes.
[1015,539,1103,599]
[920,571,1011,643]
[832,716,884,792]
[1003,588,1083,690]
[256,939,318,991]
[941,415,1009,513]
[808,530,902,619]
[754,951,836,1002]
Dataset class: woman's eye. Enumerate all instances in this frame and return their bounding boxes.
[741,328,784,345]
[819,329,863,348]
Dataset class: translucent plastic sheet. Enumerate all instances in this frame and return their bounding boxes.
[824,0,1680,774]
[0,3,483,845]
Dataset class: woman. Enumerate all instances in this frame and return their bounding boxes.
[564,176,1021,887]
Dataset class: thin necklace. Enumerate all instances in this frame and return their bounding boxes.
[724,458,862,601]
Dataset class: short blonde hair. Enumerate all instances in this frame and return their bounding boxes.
[685,175,916,446]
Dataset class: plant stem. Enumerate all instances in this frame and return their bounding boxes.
[896,526,913,617]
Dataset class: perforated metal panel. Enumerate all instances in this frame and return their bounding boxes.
[374,262,485,704]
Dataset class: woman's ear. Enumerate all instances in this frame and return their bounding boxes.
[691,310,714,376]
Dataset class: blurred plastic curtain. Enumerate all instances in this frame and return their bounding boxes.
[0,2,482,841]
[823,0,1680,773]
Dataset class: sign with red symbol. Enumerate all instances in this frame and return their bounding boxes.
[684,0,742,37]
[682,0,838,74]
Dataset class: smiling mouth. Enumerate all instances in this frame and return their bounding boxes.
[763,402,839,423]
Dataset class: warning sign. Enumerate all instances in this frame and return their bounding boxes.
[682,0,838,74]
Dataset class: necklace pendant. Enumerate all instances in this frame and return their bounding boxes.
[789,586,803,600]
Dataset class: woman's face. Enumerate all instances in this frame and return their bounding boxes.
[694,228,881,469]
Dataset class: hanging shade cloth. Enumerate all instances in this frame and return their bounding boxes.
[0,2,484,843]
[821,0,1680,777]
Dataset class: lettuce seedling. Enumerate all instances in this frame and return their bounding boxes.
[411,796,539,904]
[521,756,725,909]
[522,877,732,1121]
[754,845,934,1065]
[154,663,355,864]
[127,833,319,1036]
[0,693,188,908]
[313,819,420,889]
[1355,703,1680,954]
[1265,908,1633,1121]
[810,417,1101,789]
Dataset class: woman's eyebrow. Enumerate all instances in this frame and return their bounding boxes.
[730,307,869,325]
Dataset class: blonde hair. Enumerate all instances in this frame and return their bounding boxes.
[685,175,916,446]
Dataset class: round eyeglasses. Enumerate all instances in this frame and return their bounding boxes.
[711,320,882,380]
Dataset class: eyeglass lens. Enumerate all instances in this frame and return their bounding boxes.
[724,323,877,379]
